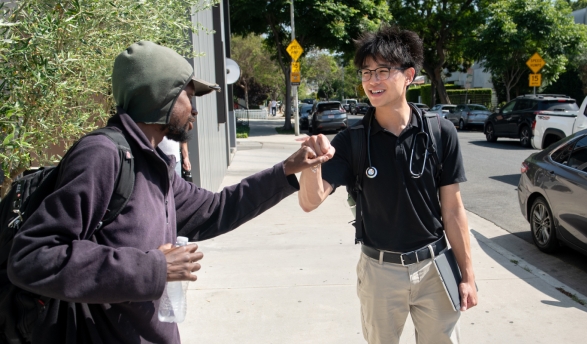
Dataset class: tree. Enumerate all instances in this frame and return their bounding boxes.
[302,52,339,100]
[388,0,487,105]
[233,77,272,106]
[0,0,217,197]
[469,0,587,102]
[568,0,587,10]
[230,0,391,130]
[231,34,282,108]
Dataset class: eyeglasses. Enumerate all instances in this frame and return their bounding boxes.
[357,67,406,82]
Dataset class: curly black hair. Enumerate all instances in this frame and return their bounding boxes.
[353,24,423,75]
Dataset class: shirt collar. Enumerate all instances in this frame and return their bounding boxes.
[363,105,420,136]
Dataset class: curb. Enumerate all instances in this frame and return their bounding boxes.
[471,229,587,309]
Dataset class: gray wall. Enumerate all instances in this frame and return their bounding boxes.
[189,4,232,191]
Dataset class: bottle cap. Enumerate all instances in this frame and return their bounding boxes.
[176,236,189,246]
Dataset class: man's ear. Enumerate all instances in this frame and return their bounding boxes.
[405,68,416,85]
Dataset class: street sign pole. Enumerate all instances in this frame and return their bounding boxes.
[290,1,299,136]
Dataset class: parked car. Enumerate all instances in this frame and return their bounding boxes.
[427,104,457,119]
[354,103,370,115]
[342,99,358,113]
[412,103,430,111]
[309,101,348,134]
[518,129,587,255]
[446,104,491,130]
[298,103,313,130]
[532,96,587,149]
[484,94,579,147]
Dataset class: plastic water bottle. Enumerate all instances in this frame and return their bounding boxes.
[158,236,190,323]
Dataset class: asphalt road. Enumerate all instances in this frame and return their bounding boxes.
[324,115,587,296]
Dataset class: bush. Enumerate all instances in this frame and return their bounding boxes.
[0,0,217,197]
[446,88,493,105]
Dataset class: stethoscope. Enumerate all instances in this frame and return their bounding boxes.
[365,107,431,179]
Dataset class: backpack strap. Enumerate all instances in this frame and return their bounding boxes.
[348,110,370,244]
[84,128,135,230]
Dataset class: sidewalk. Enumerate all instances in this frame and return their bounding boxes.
[179,118,587,343]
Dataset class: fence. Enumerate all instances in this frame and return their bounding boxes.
[234,109,268,124]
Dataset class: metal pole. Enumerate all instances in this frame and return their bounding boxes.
[291,0,299,136]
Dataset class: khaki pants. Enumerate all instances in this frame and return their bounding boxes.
[357,252,461,344]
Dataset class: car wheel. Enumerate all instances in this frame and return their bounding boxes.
[530,197,560,253]
[458,119,467,131]
[485,123,498,142]
[519,126,532,147]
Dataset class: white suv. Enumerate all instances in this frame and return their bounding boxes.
[342,99,358,113]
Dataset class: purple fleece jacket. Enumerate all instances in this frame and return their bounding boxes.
[7,113,299,343]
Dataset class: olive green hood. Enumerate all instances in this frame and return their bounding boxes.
[112,41,220,124]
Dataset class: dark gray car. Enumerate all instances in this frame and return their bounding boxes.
[447,104,491,130]
[309,101,348,134]
[518,129,587,255]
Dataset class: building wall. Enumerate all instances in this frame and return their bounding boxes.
[190,5,231,191]
[573,7,587,24]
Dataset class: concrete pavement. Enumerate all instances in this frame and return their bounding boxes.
[179,118,587,343]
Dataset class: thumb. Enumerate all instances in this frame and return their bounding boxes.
[158,243,174,251]
[460,290,469,311]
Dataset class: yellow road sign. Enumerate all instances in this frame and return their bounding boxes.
[286,39,304,61]
[291,62,300,73]
[526,53,545,74]
[529,73,542,87]
[291,71,301,85]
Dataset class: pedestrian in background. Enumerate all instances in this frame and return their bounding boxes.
[297,25,477,344]
[271,99,277,116]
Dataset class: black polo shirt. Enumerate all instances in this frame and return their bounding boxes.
[322,107,467,252]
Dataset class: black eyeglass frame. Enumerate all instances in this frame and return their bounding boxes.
[357,67,407,82]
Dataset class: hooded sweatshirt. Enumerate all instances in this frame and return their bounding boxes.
[7,43,298,344]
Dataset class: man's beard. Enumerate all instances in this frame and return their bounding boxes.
[164,113,193,142]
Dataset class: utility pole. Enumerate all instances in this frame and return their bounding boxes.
[290,0,299,135]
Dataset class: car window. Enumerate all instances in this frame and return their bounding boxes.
[513,100,532,111]
[551,142,574,165]
[567,136,587,172]
[443,105,456,110]
[317,103,341,111]
[431,105,440,111]
[501,101,516,114]
[469,105,488,111]
[455,105,462,111]
[538,101,579,111]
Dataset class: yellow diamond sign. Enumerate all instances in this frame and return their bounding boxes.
[286,39,303,61]
[526,53,545,74]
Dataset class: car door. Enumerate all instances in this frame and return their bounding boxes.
[447,105,461,125]
[508,99,534,135]
[546,135,587,250]
[494,100,516,135]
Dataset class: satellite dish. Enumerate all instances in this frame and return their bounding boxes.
[225,58,241,85]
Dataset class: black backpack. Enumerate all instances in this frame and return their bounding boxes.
[346,103,443,244]
[0,128,135,344]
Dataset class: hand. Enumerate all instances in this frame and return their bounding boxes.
[182,157,191,172]
[296,134,335,158]
[458,279,478,311]
[283,134,335,175]
[158,243,204,282]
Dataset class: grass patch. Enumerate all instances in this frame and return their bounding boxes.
[510,259,519,265]
[275,126,295,134]
[236,125,250,138]
[556,287,587,306]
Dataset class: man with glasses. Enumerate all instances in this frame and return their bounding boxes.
[297,25,477,343]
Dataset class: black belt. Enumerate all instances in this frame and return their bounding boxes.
[361,237,447,265]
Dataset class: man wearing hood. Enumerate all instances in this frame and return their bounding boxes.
[7,41,331,343]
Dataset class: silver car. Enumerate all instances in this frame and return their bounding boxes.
[447,104,491,130]
[428,104,457,119]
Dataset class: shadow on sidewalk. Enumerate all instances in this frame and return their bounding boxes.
[472,229,587,313]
